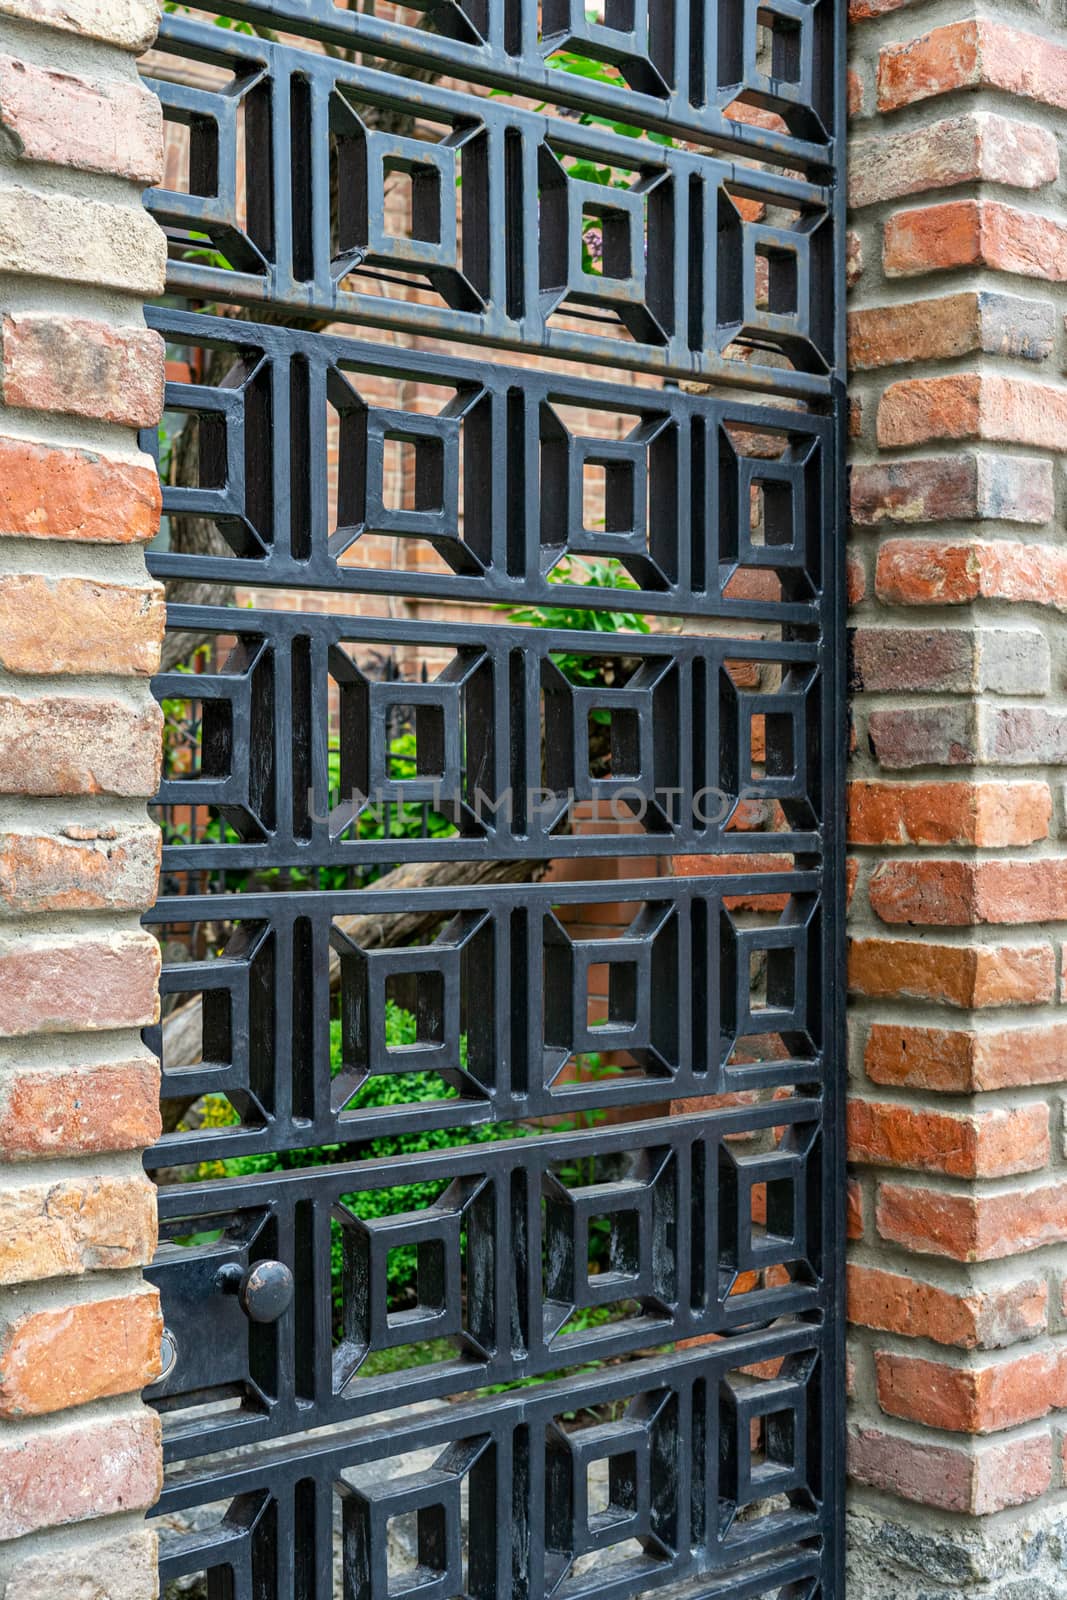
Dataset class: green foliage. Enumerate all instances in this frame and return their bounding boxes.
[191,1002,621,1340]
[508,559,651,724]
[194,1002,526,1326]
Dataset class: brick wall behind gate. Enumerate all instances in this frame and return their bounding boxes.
[847,0,1067,1590]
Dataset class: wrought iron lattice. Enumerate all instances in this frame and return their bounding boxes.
[140,0,847,1590]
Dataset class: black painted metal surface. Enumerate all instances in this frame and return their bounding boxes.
[140,0,848,1589]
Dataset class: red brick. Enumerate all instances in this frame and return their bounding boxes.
[0,823,160,914]
[876,540,1067,609]
[878,374,1067,450]
[0,929,159,1036]
[0,312,163,428]
[877,1179,1067,1260]
[0,1407,160,1539]
[849,1425,1052,1513]
[870,858,1067,927]
[848,1265,1047,1349]
[0,1174,156,1287]
[849,937,1055,1008]
[875,1348,1067,1434]
[847,1178,864,1240]
[848,292,1052,371]
[885,198,1067,283]
[850,113,1058,210]
[848,1099,1048,1178]
[875,539,981,605]
[0,693,161,797]
[878,21,1067,115]
[0,573,164,675]
[0,56,162,182]
[0,1288,161,1417]
[866,1020,1067,1092]
[848,781,1051,848]
[0,1055,161,1159]
[0,434,160,543]
[851,455,1053,528]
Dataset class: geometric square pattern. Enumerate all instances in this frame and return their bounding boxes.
[144,308,834,622]
[142,0,843,1593]
[147,879,825,1167]
[152,608,825,866]
[146,28,836,390]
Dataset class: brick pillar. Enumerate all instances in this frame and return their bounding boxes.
[0,2,166,1595]
[847,4,1067,1594]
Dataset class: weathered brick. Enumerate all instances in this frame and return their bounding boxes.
[870,858,1067,927]
[867,704,976,768]
[0,823,159,915]
[849,936,1055,1008]
[846,549,866,606]
[0,434,160,543]
[877,1179,1067,1260]
[866,1020,1067,1092]
[0,0,159,49]
[850,627,971,694]
[0,1174,156,1287]
[875,539,981,605]
[2,1530,158,1600]
[848,292,1053,370]
[876,539,1067,609]
[885,198,1067,283]
[878,21,1067,115]
[0,693,161,797]
[0,1287,161,1416]
[0,1407,160,1539]
[0,1054,160,1160]
[848,780,1051,847]
[850,0,922,19]
[848,1099,1048,1178]
[0,312,164,427]
[849,1425,1052,1514]
[0,186,166,296]
[848,1265,1047,1349]
[848,1178,864,1240]
[875,1348,1067,1434]
[850,627,1048,695]
[980,705,1067,765]
[847,67,864,118]
[850,454,1053,527]
[878,374,1067,450]
[846,228,863,288]
[0,574,164,676]
[850,113,1058,210]
[0,928,160,1035]
[0,55,162,182]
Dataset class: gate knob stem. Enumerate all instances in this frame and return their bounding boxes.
[215,1259,294,1324]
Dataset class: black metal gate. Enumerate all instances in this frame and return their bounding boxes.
[139,0,847,1590]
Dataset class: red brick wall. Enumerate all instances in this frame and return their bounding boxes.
[0,0,166,1592]
[847,0,1067,1583]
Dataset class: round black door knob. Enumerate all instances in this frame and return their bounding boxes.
[215,1259,294,1324]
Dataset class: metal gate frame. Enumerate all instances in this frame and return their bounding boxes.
[139,0,848,1588]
